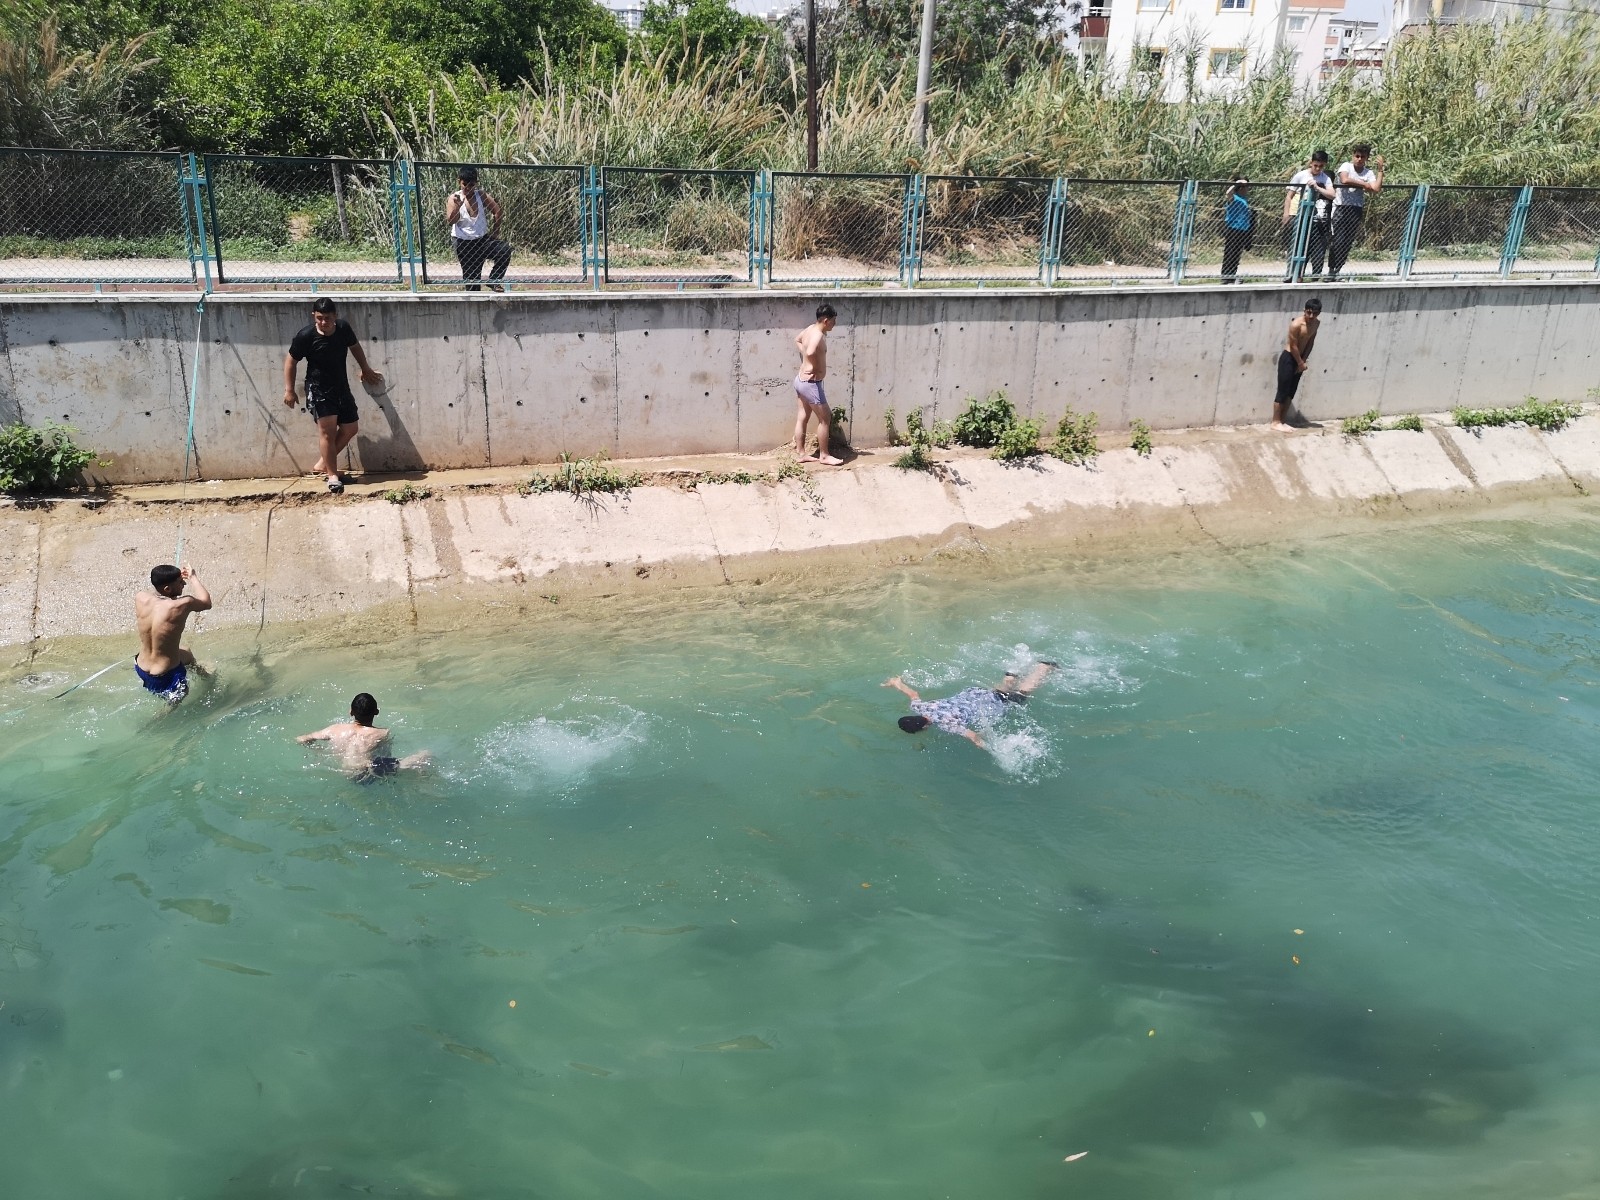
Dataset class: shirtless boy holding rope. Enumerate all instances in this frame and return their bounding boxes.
[134,564,211,703]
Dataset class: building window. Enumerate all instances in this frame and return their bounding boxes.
[1138,0,1169,11]
[1218,0,1250,10]
[1287,14,1308,30]
[1135,47,1167,73]
[1209,48,1246,76]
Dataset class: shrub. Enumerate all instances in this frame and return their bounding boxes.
[1050,408,1099,465]
[1387,413,1424,432]
[1129,417,1153,457]
[519,451,643,496]
[1341,409,1381,437]
[382,482,432,503]
[211,171,293,246]
[1452,397,1582,432]
[991,417,1041,460]
[0,421,99,492]
[950,390,1017,448]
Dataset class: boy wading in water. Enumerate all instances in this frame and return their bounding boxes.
[134,564,211,704]
[793,303,843,465]
[297,693,431,784]
[1273,299,1321,431]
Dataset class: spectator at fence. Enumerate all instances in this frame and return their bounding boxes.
[446,167,512,292]
[1221,178,1254,282]
[1328,144,1385,281]
[283,298,383,493]
[1283,150,1335,281]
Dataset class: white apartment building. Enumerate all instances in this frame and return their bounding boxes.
[1081,0,1382,97]
[1393,0,1600,34]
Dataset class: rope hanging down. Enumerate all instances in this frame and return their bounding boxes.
[174,296,205,564]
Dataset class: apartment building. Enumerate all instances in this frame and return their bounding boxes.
[1082,0,1382,96]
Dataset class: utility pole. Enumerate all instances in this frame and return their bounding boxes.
[913,0,936,148]
[805,0,819,171]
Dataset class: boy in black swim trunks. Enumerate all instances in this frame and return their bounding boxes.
[1273,298,1321,430]
[296,693,431,782]
[884,660,1057,749]
[283,298,384,493]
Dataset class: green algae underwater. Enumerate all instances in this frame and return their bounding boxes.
[3,509,1600,1199]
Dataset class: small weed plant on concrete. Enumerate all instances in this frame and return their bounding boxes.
[1388,413,1424,432]
[951,392,1018,449]
[892,407,952,471]
[1452,397,1582,433]
[1341,409,1382,437]
[382,482,432,504]
[520,452,644,497]
[1129,418,1153,457]
[0,422,100,493]
[1050,408,1100,466]
[991,418,1042,461]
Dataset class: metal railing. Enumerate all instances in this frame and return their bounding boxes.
[4,145,1599,292]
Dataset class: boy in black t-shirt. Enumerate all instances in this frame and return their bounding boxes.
[282,298,383,492]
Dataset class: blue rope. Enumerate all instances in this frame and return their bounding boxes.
[175,296,205,564]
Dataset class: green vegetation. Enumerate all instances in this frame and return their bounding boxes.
[951,392,1018,449]
[1129,417,1153,457]
[0,421,99,492]
[1452,397,1583,432]
[382,482,432,503]
[1388,413,1424,432]
[991,417,1042,461]
[519,452,643,496]
[1341,409,1382,437]
[1050,408,1100,466]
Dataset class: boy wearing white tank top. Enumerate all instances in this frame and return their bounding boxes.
[446,166,512,291]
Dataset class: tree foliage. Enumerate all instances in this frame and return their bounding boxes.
[640,0,772,77]
[367,0,626,87]
[0,19,157,148]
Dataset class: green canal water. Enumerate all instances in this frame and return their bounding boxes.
[3,511,1599,1199]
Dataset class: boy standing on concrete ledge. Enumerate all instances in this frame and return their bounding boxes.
[793,303,843,466]
[283,298,384,493]
[1273,298,1321,431]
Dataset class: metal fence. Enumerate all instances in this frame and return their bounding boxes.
[5,145,1600,292]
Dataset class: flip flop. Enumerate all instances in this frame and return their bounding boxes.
[327,479,344,494]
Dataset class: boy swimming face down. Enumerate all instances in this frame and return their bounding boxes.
[883,661,1057,750]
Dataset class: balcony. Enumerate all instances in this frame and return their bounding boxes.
[1080,5,1110,38]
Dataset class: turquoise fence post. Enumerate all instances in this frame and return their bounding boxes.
[750,169,773,288]
[580,167,605,291]
[899,175,927,286]
[179,153,213,294]
[1498,185,1532,279]
[388,159,420,292]
[1397,184,1428,280]
[1168,180,1197,284]
[1286,185,1315,283]
[1040,177,1068,286]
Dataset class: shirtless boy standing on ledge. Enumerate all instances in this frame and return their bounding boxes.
[793,303,843,466]
[134,564,211,704]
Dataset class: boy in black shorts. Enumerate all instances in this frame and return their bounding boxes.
[283,298,384,492]
[1273,298,1321,431]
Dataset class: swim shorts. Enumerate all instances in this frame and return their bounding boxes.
[134,661,189,703]
[306,380,359,426]
[794,378,828,409]
[1274,350,1303,405]
[355,756,400,785]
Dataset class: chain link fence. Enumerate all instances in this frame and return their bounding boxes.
[601,167,755,286]
[414,162,584,289]
[0,148,195,285]
[918,175,1052,283]
[1408,185,1520,279]
[205,155,402,286]
[768,172,911,285]
[6,146,1600,292]
[1513,187,1600,277]
[1055,181,1182,285]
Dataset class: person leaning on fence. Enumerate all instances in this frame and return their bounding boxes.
[1327,144,1385,281]
[1221,177,1255,282]
[1283,150,1335,282]
[446,166,512,292]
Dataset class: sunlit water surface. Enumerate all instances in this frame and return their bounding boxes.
[4,512,1600,1199]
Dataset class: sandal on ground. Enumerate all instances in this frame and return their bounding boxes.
[327,479,344,494]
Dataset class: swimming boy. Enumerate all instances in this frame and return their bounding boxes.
[793,303,843,466]
[134,564,211,704]
[296,693,432,783]
[884,661,1057,749]
[1273,298,1322,431]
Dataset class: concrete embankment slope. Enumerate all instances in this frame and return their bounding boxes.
[2,282,1598,483]
[4,418,1600,653]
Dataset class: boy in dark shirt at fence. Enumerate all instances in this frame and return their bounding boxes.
[282,298,383,493]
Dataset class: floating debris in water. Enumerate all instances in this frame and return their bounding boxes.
[696,1035,773,1052]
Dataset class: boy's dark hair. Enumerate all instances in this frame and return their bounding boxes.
[898,714,930,733]
[1311,149,1329,163]
[311,297,338,316]
[1350,142,1372,157]
[150,564,182,592]
[816,303,837,321]
[458,166,479,184]
[1304,298,1323,314]
[351,693,379,725]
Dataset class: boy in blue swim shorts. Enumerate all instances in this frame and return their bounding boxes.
[884,660,1057,749]
[134,564,211,704]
